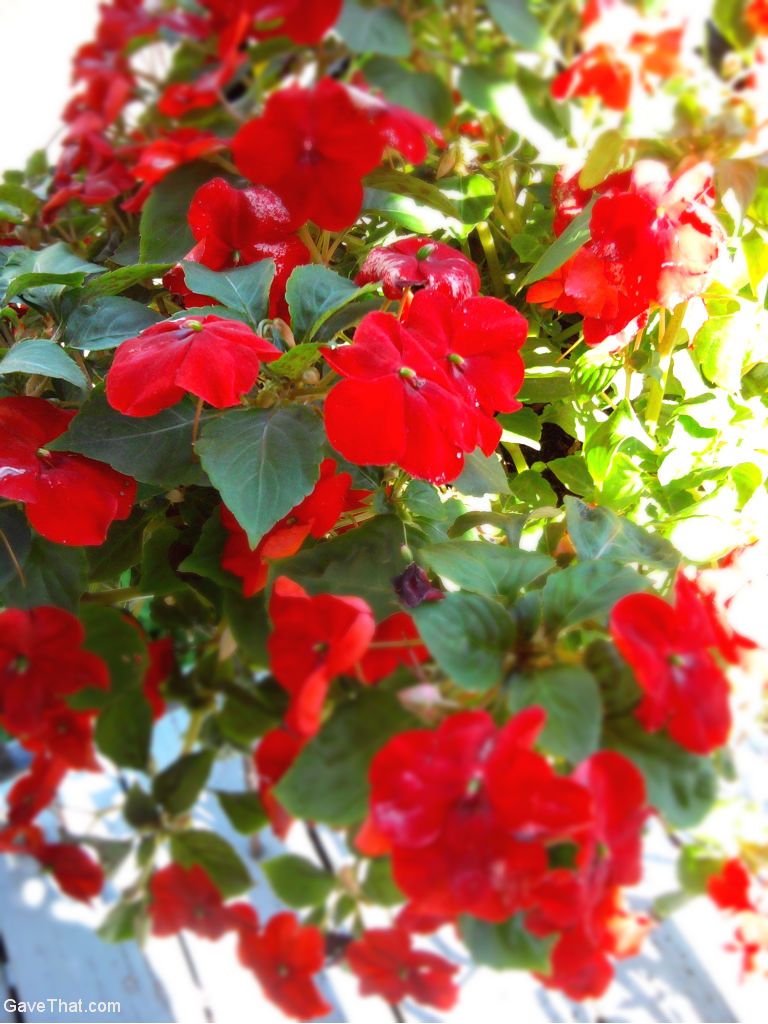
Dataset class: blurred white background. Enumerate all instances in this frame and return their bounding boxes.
[1,0,101,173]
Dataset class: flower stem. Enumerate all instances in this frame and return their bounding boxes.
[645,301,688,436]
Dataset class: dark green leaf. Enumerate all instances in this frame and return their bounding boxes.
[275,689,413,826]
[270,516,407,620]
[413,592,514,691]
[362,57,453,123]
[0,338,86,388]
[81,264,171,298]
[0,507,31,587]
[605,716,718,828]
[1,539,85,612]
[268,343,324,380]
[63,296,162,350]
[197,406,325,546]
[181,260,276,327]
[285,265,367,341]
[508,666,602,763]
[215,790,268,834]
[364,169,458,219]
[53,389,207,487]
[95,688,153,770]
[419,540,553,599]
[153,750,214,815]
[263,854,335,908]
[80,604,148,695]
[542,561,648,630]
[139,162,219,263]
[170,829,251,898]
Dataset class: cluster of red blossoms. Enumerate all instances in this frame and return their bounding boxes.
[149,861,462,1016]
[528,161,724,347]
[324,282,528,485]
[0,607,107,900]
[358,708,650,1000]
[551,0,686,112]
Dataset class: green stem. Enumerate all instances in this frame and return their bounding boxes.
[504,442,529,474]
[180,707,207,755]
[645,302,688,436]
[476,221,506,297]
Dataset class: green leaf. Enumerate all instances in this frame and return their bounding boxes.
[0,338,86,388]
[95,688,153,770]
[139,162,219,263]
[0,507,32,587]
[181,260,276,327]
[419,541,553,599]
[362,858,402,906]
[337,0,411,56]
[454,449,510,496]
[364,169,458,219]
[215,790,268,834]
[520,198,596,287]
[438,174,496,235]
[542,562,648,630]
[677,844,726,895]
[80,605,148,695]
[548,456,595,497]
[460,915,553,972]
[285,265,370,340]
[170,830,252,898]
[123,784,162,830]
[564,498,680,570]
[0,183,39,222]
[99,901,147,944]
[271,516,408,620]
[263,854,335,908]
[153,750,214,815]
[52,389,207,487]
[578,130,625,189]
[362,57,453,123]
[486,0,545,51]
[1,539,85,612]
[81,264,171,298]
[604,717,717,828]
[197,406,324,547]
[216,683,281,745]
[508,666,601,763]
[268,342,324,380]
[1,243,105,305]
[275,689,413,826]
[412,592,514,691]
[63,296,162,350]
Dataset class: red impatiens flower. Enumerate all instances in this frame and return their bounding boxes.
[7,754,69,827]
[528,161,723,347]
[149,863,241,940]
[24,707,100,772]
[143,637,174,721]
[253,727,306,838]
[0,606,109,738]
[164,177,310,320]
[356,612,430,684]
[122,129,228,213]
[346,927,459,1011]
[322,311,481,484]
[708,859,755,914]
[0,397,136,546]
[37,842,105,903]
[356,237,480,301]
[237,911,331,1021]
[233,79,385,231]
[346,80,445,164]
[106,314,280,416]
[365,709,592,922]
[405,290,528,421]
[610,574,732,753]
[552,44,634,111]
[268,577,376,736]
[221,458,370,596]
